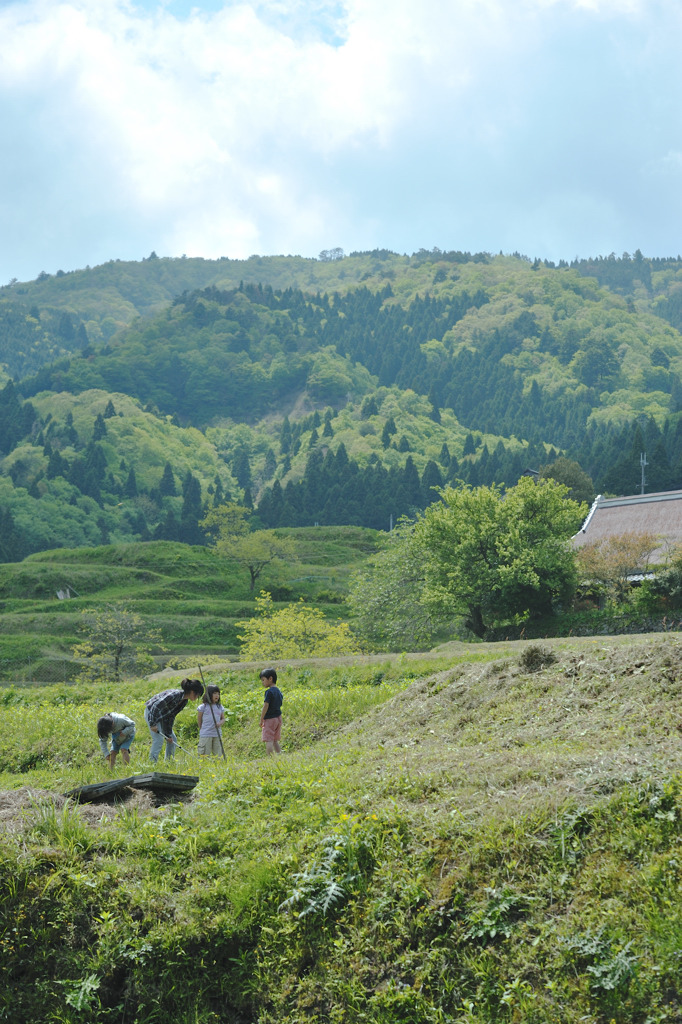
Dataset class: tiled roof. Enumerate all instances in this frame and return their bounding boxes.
[573,489,682,562]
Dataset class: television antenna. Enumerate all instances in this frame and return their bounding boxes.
[640,452,648,495]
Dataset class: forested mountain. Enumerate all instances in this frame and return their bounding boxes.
[0,300,89,381]
[3,247,682,557]
[0,385,235,558]
[5,245,682,351]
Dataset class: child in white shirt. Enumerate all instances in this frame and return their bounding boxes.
[197,685,225,757]
[97,712,135,769]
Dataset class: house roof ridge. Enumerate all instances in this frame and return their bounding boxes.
[572,487,682,561]
[596,489,682,509]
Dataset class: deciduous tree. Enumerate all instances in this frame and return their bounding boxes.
[415,477,585,637]
[73,606,161,681]
[201,503,297,591]
[348,523,448,650]
[539,456,594,504]
[576,531,658,604]
[237,591,360,659]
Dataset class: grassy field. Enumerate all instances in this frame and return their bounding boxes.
[1,635,682,1022]
[0,529,384,681]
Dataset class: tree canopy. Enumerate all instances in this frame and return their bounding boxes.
[237,591,360,659]
[201,503,296,591]
[415,477,586,637]
[576,531,658,604]
[539,456,595,505]
[348,523,449,650]
[72,605,161,681]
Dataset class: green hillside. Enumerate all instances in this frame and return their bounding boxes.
[5,245,682,341]
[1,249,476,344]
[3,248,682,555]
[0,531,383,681]
[18,256,682,437]
[1,636,682,1022]
[0,387,240,555]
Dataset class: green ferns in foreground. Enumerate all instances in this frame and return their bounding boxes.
[1,645,682,1023]
[2,765,681,1023]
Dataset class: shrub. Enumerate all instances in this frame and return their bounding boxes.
[237,591,361,659]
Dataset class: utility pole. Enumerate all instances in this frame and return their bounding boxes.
[640,452,648,495]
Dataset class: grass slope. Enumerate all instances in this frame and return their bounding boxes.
[1,636,681,1022]
[0,531,383,680]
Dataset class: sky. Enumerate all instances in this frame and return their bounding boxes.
[1,0,682,283]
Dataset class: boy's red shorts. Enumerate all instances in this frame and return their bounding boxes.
[261,717,282,743]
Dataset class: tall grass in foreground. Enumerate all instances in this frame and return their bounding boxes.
[0,657,450,778]
[2,751,682,1023]
[1,640,681,1022]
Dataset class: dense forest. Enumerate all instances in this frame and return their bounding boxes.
[2,248,682,557]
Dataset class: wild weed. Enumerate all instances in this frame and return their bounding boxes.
[561,928,639,1018]
[279,815,379,922]
[30,798,97,857]
[57,973,101,1012]
[463,885,532,943]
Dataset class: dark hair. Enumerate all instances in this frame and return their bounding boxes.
[180,677,205,697]
[203,684,221,704]
[260,668,277,684]
[97,714,113,738]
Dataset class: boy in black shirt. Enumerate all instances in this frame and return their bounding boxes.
[259,668,283,756]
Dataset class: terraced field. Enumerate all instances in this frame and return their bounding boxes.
[0,529,383,680]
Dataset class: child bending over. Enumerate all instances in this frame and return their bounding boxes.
[97,712,136,769]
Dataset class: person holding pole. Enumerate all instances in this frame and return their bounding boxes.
[144,678,204,762]
[197,666,227,760]
[197,684,226,757]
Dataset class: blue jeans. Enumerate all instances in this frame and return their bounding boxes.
[144,708,177,762]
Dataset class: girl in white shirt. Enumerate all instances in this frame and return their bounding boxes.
[197,685,225,757]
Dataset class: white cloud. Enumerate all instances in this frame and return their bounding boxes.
[0,0,681,279]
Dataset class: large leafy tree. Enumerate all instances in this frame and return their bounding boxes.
[415,477,586,637]
[348,523,449,651]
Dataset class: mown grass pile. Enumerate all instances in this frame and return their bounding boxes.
[1,638,682,1023]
